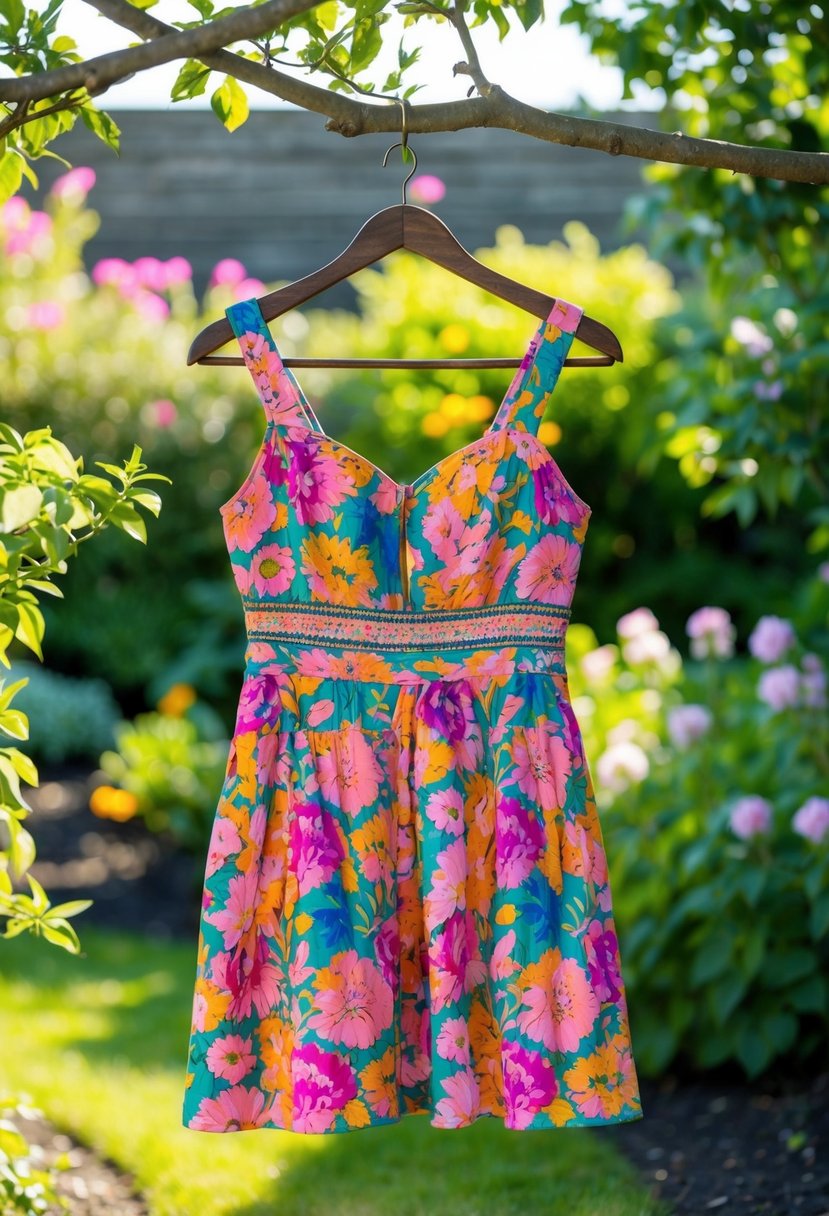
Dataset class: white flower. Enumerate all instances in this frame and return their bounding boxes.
[596,741,650,795]
[623,630,672,666]
[581,644,617,682]
[686,606,736,660]
[616,607,660,640]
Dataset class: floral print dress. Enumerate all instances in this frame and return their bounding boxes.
[182,295,643,1135]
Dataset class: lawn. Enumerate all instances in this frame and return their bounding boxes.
[0,927,666,1216]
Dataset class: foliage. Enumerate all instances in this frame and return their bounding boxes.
[562,0,829,545]
[0,416,168,952]
[0,1095,68,1216]
[96,693,230,853]
[8,661,119,764]
[569,563,829,1080]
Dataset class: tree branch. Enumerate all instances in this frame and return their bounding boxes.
[0,0,323,103]
[10,0,829,184]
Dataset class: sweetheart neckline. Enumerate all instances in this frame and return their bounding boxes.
[219,419,592,521]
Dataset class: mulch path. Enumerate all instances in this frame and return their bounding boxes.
[6,765,829,1216]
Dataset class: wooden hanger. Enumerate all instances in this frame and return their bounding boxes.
[188,122,623,371]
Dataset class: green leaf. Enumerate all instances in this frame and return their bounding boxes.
[108,501,147,543]
[788,972,827,1014]
[47,898,93,919]
[0,485,43,531]
[0,709,29,741]
[762,948,817,989]
[14,601,45,659]
[79,103,121,154]
[210,76,249,133]
[736,1024,772,1077]
[171,58,212,101]
[39,918,82,953]
[810,891,829,940]
[0,146,25,205]
[689,929,735,986]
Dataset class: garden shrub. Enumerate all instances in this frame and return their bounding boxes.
[574,563,829,1079]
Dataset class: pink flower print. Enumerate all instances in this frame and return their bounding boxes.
[533,461,585,527]
[188,1083,272,1131]
[513,723,572,814]
[437,1016,471,1065]
[235,671,282,733]
[495,795,545,888]
[426,787,465,836]
[435,1068,480,1127]
[212,933,283,1021]
[204,867,259,950]
[426,839,468,929]
[249,543,295,596]
[205,1033,256,1084]
[489,929,520,982]
[422,498,466,560]
[515,533,581,605]
[293,1041,358,1133]
[206,815,242,877]
[222,467,277,553]
[430,911,468,1010]
[584,919,622,1004]
[502,1040,557,1129]
[454,512,498,581]
[308,949,393,1049]
[290,800,345,896]
[289,938,315,988]
[315,731,382,817]
[517,955,600,1053]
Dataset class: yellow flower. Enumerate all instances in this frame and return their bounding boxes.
[157,683,197,716]
[439,323,469,353]
[495,904,517,925]
[89,785,139,822]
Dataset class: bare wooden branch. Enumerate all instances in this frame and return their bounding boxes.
[6,0,828,184]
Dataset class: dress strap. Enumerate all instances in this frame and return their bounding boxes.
[225,297,325,431]
[490,297,584,435]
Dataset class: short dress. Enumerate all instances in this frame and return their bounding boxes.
[181,295,643,1134]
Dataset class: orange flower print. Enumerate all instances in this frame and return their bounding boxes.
[300,533,378,606]
[515,533,581,605]
[223,467,277,553]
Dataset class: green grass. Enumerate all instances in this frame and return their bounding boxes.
[0,927,667,1216]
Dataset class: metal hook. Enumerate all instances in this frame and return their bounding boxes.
[382,96,416,204]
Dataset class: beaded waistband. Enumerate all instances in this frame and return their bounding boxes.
[242,600,569,653]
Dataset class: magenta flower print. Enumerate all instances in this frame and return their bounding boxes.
[292,1042,359,1134]
[533,462,585,527]
[515,533,581,604]
[235,671,282,733]
[309,949,394,1050]
[212,933,283,1022]
[584,919,623,1004]
[503,1040,557,1129]
[205,1034,256,1084]
[495,796,546,888]
[290,800,345,896]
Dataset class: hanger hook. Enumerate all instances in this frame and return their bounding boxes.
[381,97,416,205]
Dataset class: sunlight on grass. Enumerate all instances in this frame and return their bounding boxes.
[0,928,665,1216]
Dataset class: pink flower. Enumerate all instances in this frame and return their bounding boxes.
[512,724,572,813]
[757,664,801,711]
[223,467,277,553]
[133,289,169,322]
[210,257,247,288]
[149,398,177,428]
[495,795,545,888]
[686,606,736,659]
[235,277,267,300]
[436,1017,470,1065]
[188,1083,271,1132]
[818,561,829,584]
[595,741,649,794]
[50,166,96,201]
[133,256,169,291]
[205,1033,256,1083]
[26,301,65,331]
[502,1040,557,1129]
[290,799,345,895]
[164,255,192,285]
[515,533,581,605]
[754,379,783,400]
[791,796,829,844]
[206,815,242,877]
[800,657,827,709]
[204,867,259,950]
[308,948,393,1049]
[425,787,465,836]
[730,316,773,356]
[748,615,796,663]
[425,838,467,928]
[435,1068,480,1127]
[409,174,446,205]
[315,730,383,817]
[91,257,134,289]
[517,953,599,1053]
[616,607,660,638]
[249,543,295,596]
[729,795,773,840]
[2,199,52,255]
[667,704,712,750]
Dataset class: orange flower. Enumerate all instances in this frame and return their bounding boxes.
[89,784,139,822]
[157,682,197,716]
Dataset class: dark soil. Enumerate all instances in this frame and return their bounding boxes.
[9,765,829,1216]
